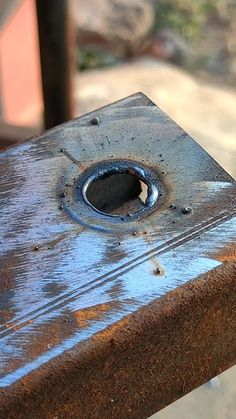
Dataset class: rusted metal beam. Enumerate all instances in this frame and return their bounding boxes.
[0,93,235,418]
[35,0,73,129]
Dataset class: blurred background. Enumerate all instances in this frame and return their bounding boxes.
[0,0,235,417]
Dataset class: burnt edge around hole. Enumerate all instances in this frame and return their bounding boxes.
[78,159,162,220]
[85,173,143,215]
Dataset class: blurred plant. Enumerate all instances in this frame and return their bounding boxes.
[76,48,120,71]
[153,0,236,40]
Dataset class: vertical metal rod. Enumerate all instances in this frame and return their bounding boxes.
[36,0,73,129]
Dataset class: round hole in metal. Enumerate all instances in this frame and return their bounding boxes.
[81,160,160,218]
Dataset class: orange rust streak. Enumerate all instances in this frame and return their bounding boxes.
[75,303,113,328]
[214,243,236,263]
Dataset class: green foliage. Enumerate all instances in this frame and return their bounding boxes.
[76,48,120,71]
[153,0,234,40]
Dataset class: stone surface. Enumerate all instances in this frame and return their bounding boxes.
[72,0,155,55]
[140,30,190,64]
[75,58,236,178]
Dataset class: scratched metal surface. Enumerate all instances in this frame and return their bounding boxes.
[0,93,235,418]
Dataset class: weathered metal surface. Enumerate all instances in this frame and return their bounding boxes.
[0,93,235,418]
[36,0,73,129]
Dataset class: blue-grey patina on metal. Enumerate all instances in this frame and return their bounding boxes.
[0,93,235,418]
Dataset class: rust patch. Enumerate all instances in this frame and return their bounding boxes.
[213,243,236,263]
[0,268,15,292]
[0,310,13,324]
[75,302,116,328]
[102,244,128,267]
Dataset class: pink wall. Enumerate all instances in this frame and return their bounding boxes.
[0,0,42,126]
